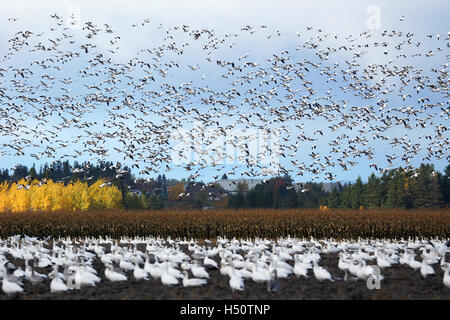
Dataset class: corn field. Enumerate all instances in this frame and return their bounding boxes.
[0,208,448,239]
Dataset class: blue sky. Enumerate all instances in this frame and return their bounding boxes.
[0,0,448,183]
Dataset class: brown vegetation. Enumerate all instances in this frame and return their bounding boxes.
[0,208,449,239]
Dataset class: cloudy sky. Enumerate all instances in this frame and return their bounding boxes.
[0,1,448,182]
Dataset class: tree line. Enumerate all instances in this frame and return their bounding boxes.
[0,160,167,210]
[228,164,450,209]
[0,161,448,210]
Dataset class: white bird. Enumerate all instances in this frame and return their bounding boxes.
[251,263,271,282]
[191,261,210,279]
[376,252,392,269]
[147,261,164,279]
[119,257,135,271]
[105,264,128,282]
[203,256,218,269]
[293,256,310,278]
[229,268,244,292]
[442,265,450,288]
[50,276,70,293]
[337,253,352,280]
[420,258,435,278]
[161,264,179,286]
[133,261,149,280]
[313,260,333,281]
[2,276,23,295]
[182,271,207,287]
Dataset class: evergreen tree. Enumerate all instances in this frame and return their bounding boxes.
[411,164,443,208]
[438,164,450,206]
[351,176,364,208]
[339,183,352,208]
[29,165,38,179]
[327,187,340,208]
[365,173,382,208]
[161,174,168,200]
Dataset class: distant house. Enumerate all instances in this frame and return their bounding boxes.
[185,182,228,201]
[215,179,265,194]
[321,182,343,193]
[129,189,143,196]
[216,178,342,194]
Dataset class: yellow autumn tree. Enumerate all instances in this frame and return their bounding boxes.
[0,181,10,212]
[168,182,185,200]
[0,179,123,213]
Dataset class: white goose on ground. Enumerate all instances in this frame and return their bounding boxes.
[49,273,70,293]
[191,260,209,279]
[1,262,23,295]
[105,263,128,282]
[161,263,179,286]
[182,271,207,287]
[420,257,435,278]
[203,256,218,269]
[313,260,333,281]
[442,264,450,288]
[133,261,149,280]
[229,267,244,292]
[293,254,310,278]
[251,262,271,283]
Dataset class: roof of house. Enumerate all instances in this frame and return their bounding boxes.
[321,182,343,193]
[215,179,265,192]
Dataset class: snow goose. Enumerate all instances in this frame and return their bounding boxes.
[406,255,422,271]
[313,260,333,281]
[251,262,271,283]
[220,260,233,277]
[13,266,25,279]
[105,263,128,282]
[293,254,310,278]
[133,261,149,280]
[442,264,450,288]
[182,271,207,287]
[71,265,100,288]
[49,273,70,293]
[203,256,218,269]
[338,253,352,280]
[356,259,378,280]
[1,262,23,295]
[2,275,23,295]
[270,258,291,279]
[161,263,179,286]
[267,269,280,293]
[376,251,392,269]
[119,256,135,272]
[147,260,163,279]
[191,261,209,279]
[229,267,244,292]
[420,257,435,278]
[166,262,183,278]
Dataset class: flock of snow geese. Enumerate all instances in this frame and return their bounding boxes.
[0,235,449,296]
[0,14,448,181]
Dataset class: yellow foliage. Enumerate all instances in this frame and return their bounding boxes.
[319,205,329,211]
[168,182,185,201]
[0,179,123,213]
